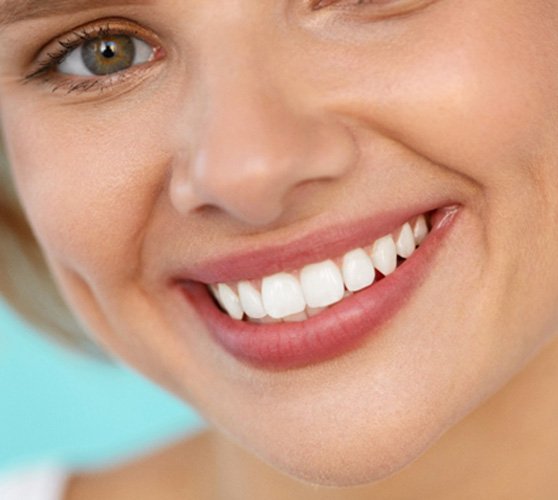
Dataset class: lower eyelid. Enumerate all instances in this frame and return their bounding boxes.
[44,62,156,97]
[24,51,163,100]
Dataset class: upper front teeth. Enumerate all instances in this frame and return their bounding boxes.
[209,214,430,322]
[299,260,345,308]
[262,272,306,319]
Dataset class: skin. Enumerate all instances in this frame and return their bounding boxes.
[2,0,558,497]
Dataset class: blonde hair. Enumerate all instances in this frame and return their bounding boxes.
[0,147,104,357]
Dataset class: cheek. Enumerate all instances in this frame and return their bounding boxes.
[2,101,170,284]
[334,1,558,190]
[322,0,558,287]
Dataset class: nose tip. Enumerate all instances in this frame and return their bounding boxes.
[169,113,357,227]
[195,152,292,225]
[170,150,288,226]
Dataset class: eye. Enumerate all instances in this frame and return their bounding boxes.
[58,34,155,77]
[24,20,164,95]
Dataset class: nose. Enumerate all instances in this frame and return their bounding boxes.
[169,40,356,227]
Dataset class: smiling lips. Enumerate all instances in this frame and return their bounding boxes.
[209,214,430,323]
[178,205,459,369]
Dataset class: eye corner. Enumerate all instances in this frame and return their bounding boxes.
[150,44,167,63]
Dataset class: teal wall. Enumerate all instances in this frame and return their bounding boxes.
[0,301,203,471]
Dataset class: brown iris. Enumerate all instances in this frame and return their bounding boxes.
[82,35,135,76]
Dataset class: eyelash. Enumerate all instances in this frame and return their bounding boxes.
[24,21,161,95]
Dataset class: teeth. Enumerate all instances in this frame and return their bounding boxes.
[342,248,375,292]
[371,235,397,276]
[253,316,281,324]
[395,223,416,259]
[210,284,224,308]
[307,307,326,317]
[217,284,244,320]
[300,259,345,308]
[283,311,309,322]
[209,213,431,322]
[238,281,267,319]
[413,215,428,245]
[261,273,306,319]
[254,316,281,324]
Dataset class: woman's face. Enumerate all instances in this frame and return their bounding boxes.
[2,0,558,485]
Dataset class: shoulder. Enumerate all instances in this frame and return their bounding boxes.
[0,465,70,500]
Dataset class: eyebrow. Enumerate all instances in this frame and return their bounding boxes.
[0,0,151,28]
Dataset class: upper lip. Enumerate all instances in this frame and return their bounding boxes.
[170,199,454,285]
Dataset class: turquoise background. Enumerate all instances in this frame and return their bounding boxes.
[0,300,203,472]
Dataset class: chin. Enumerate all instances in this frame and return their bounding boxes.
[225,397,462,489]
[256,428,437,487]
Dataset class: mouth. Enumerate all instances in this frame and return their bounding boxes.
[208,213,430,323]
[177,204,460,370]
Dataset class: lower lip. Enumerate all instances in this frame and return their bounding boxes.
[180,207,460,371]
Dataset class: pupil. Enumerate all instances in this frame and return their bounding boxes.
[100,42,117,59]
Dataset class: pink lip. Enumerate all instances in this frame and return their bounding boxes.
[176,204,461,370]
[173,200,456,284]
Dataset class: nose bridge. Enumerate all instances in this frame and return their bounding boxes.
[197,54,308,194]
[196,5,288,155]
[169,13,355,226]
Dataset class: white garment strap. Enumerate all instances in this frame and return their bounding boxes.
[0,465,69,500]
